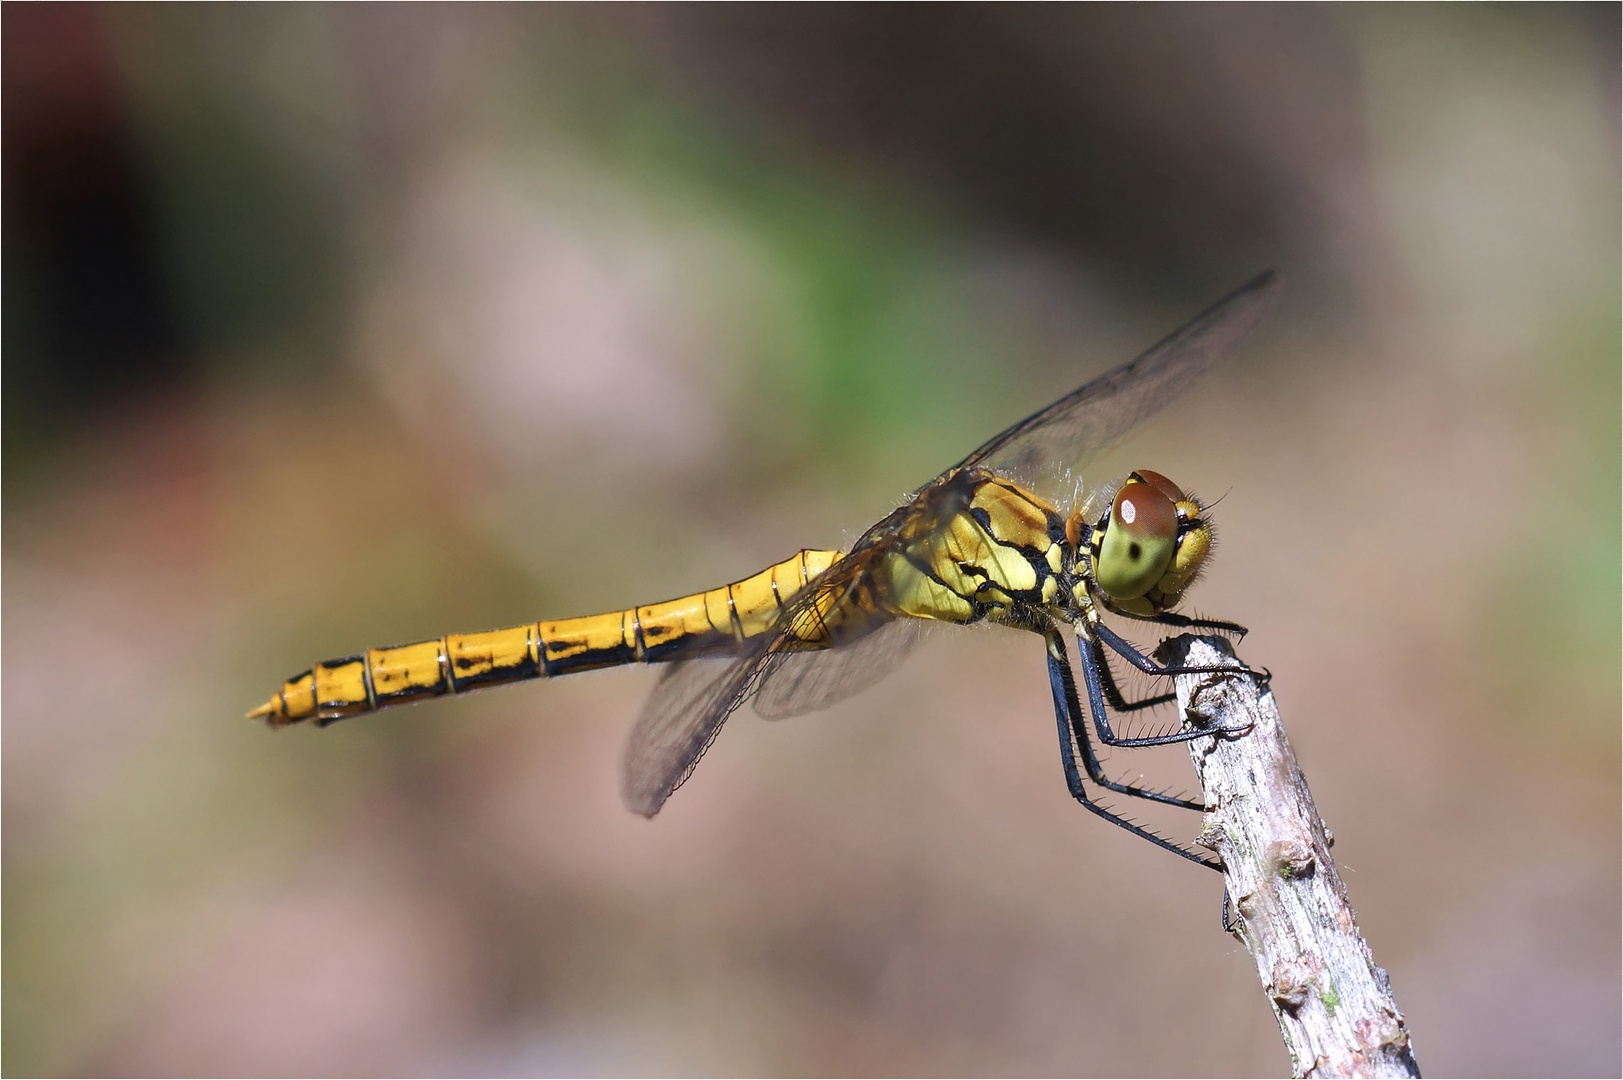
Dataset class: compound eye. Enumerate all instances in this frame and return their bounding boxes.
[1132,469,1187,505]
[1095,481,1178,600]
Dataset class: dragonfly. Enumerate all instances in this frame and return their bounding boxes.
[249,271,1278,870]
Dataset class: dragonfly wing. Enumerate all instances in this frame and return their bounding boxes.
[752,616,932,720]
[953,271,1279,490]
[750,528,933,720]
[619,546,873,816]
[620,530,926,814]
[621,646,765,817]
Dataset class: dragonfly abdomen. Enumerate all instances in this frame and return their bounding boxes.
[248,549,842,727]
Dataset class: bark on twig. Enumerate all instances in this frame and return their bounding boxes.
[1161,635,1420,1079]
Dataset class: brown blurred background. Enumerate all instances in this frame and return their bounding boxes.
[4,5,1618,1076]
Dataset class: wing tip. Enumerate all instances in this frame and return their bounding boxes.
[1232,268,1282,310]
[621,778,670,819]
[1180,268,1282,350]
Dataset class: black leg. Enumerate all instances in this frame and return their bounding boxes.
[1092,636,1178,713]
[1074,628,1220,749]
[1045,628,1219,862]
[1147,610,1251,640]
[1057,631,1205,811]
[1095,621,1270,693]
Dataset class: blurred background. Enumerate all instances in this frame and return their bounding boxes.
[4,5,1617,1076]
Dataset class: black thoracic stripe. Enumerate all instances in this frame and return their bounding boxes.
[972,478,1066,541]
[1016,547,1057,597]
[979,531,1057,604]
[957,505,1059,604]
[955,558,990,584]
[901,548,971,601]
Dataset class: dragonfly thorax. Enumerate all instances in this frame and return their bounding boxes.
[1082,470,1213,618]
[873,469,1074,629]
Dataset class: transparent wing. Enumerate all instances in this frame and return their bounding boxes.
[619,275,1275,817]
[621,647,764,817]
[619,530,928,816]
[753,617,932,720]
[951,271,1279,492]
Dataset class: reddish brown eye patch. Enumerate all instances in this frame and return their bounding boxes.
[1113,481,1177,543]
[1132,469,1187,505]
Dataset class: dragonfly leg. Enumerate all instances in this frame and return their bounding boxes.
[1045,629,1216,838]
[1092,639,1177,713]
[1146,610,1251,640]
[1089,631,1273,718]
[1098,621,1267,683]
[1073,626,1228,749]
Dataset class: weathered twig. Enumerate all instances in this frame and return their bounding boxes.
[1161,635,1420,1079]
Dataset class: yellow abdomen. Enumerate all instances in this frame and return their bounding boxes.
[248,549,841,727]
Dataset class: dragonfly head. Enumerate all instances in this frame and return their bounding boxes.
[1086,470,1213,616]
